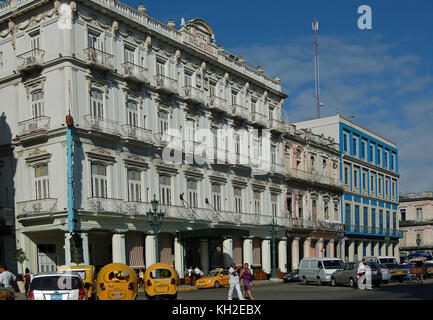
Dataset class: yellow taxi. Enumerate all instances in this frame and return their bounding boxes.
[57,265,95,299]
[96,263,138,300]
[144,263,178,299]
[195,269,230,289]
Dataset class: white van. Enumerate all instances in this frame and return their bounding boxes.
[298,257,344,285]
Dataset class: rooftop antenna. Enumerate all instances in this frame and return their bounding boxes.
[312,17,321,119]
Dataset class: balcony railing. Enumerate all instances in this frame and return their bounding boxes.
[18,116,50,137]
[121,124,153,144]
[121,62,148,83]
[0,207,14,226]
[346,224,403,237]
[154,75,178,94]
[251,112,267,127]
[288,168,344,189]
[270,119,285,133]
[17,48,45,71]
[183,86,205,105]
[231,104,249,121]
[16,198,58,217]
[84,47,114,70]
[209,96,228,113]
[153,132,182,149]
[289,218,346,232]
[83,115,120,136]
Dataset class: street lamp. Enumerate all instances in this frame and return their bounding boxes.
[270,215,279,280]
[146,194,166,263]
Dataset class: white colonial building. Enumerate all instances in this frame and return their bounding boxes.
[0,0,344,278]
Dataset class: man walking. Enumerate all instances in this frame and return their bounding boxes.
[228,263,244,300]
[0,265,16,299]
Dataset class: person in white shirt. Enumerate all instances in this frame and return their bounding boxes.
[0,265,16,291]
[187,266,193,286]
[228,263,245,300]
[357,259,368,288]
[194,266,203,283]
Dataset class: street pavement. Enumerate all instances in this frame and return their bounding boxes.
[13,279,433,300]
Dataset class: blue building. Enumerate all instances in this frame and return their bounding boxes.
[294,115,402,262]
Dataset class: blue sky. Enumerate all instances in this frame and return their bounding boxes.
[124,0,433,194]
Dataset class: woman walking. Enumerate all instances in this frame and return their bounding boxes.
[240,263,255,300]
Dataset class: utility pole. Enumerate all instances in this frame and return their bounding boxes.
[312,17,321,119]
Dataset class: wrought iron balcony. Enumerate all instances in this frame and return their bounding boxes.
[121,124,153,144]
[183,86,205,105]
[345,224,403,237]
[83,114,120,136]
[209,96,228,113]
[289,218,346,232]
[153,132,182,149]
[16,198,58,217]
[18,116,50,140]
[17,48,45,71]
[231,104,249,121]
[270,119,285,133]
[121,62,148,83]
[84,47,114,70]
[251,112,267,127]
[154,75,178,94]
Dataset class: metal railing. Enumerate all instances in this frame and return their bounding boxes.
[183,86,205,105]
[209,96,228,113]
[121,124,153,143]
[346,224,403,237]
[153,132,182,148]
[121,62,147,82]
[18,116,50,136]
[16,48,45,70]
[83,114,120,136]
[154,75,178,94]
[84,47,114,69]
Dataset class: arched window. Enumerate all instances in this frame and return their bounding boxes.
[91,163,107,198]
[127,169,141,202]
[296,148,303,170]
[31,91,44,118]
[35,164,49,199]
[90,89,104,118]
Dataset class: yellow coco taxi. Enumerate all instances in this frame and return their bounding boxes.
[144,263,178,299]
[195,269,230,289]
[57,265,95,299]
[96,263,138,300]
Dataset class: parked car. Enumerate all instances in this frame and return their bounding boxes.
[27,272,87,300]
[195,269,229,289]
[377,264,391,283]
[144,263,178,299]
[299,258,344,285]
[96,263,138,300]
[283,269,299,283]
[364,256,408,282]
[330,261,382,288]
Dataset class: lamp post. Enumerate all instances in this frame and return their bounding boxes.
[270,215,279,280]
[146,195,166,263]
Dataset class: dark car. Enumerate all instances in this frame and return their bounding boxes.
[283,269,299,283]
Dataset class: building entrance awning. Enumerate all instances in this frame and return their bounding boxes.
[178,228,249,240]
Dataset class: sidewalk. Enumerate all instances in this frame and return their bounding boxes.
[177,279,282,292]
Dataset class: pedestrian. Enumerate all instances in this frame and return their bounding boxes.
[187,266,193,286]
[194,266,202,283]
[357,258,367,288]
[228,263,244,300]
[23,268,32,294]
[240,263,255,300]
[0,264,17,297]
[139,268,145,281]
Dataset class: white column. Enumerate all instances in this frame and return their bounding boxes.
[112,233,126,264]
[81,232,90,266]
[291,238,300,270]
[261,239,271,274]
[174,237,184,279]
[303,237,311,258]
[200,239,209,273]
[366,242,372,257]
[243,238,253,267]
[145,235,156,267]
[394,242,400,261]
[317,239,324,257]
[328,240,335,258]
[348,241,355,261]
[373,241,379,256]
[278,240,287,273]
[223,239,233,267]
[357,241,364,260]
[64,233,71,266]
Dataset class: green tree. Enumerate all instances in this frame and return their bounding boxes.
[10,248,27,275]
